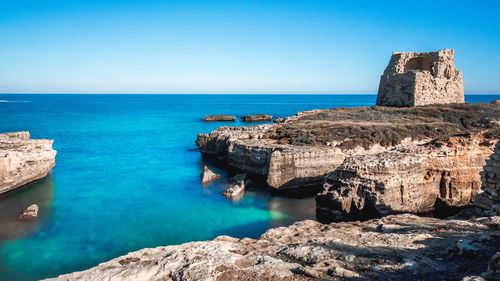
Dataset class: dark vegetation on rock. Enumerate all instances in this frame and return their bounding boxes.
[264,104,499,149]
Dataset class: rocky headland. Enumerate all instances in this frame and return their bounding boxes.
[196,103,499,220]
[0,131,56,195]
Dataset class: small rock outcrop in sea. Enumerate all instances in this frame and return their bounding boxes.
[0,132,56,195]
[203,115,236,122]
[200,165,220,184]
[222,174,248,200]
[474,140,500,216]
[377,49,464,107]
[45,214,500,281]
[241,114,273,122]
[492,100,500,106]
[18,204,39,219]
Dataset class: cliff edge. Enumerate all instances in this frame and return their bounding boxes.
[0,132,56,195]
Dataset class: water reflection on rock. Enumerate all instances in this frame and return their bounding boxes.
[0,175,54,241]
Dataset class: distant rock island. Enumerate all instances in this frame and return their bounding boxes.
[0,131,56,195]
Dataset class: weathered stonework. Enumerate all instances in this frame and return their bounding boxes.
[377,49,464,107]
[474,140,500,215]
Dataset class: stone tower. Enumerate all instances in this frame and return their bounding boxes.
[376,49,464,107]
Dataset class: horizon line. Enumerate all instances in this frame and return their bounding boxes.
[0,92,499,95]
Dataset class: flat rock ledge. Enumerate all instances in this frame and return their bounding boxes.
[45,214,500,281]
[203,115,236,122]
[0,132,56,195]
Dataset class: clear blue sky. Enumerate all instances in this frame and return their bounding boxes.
[0,0,499,93]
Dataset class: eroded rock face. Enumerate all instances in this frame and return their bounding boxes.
[316,134,496,221]
[474,140,500,215]
[196,104,499,193]
[377,49,464,107]
[45,214,500,281]
[0,132,56,195]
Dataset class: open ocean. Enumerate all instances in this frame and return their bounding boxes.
[0,94,498,280]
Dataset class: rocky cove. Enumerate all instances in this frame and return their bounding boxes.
[2,50,499,280]
[42,98,500,280]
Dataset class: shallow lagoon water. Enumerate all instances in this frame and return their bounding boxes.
[0,94,498,280]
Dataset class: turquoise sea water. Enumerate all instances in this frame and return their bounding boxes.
[0,94,498,280]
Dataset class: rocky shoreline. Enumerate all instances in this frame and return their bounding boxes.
[0,131,56,195]
[45,213,500,281]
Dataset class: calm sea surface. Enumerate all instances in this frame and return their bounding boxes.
[0,94,498,280]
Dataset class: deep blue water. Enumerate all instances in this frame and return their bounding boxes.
[0,94,498,280]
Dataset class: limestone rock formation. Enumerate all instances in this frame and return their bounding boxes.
[316,134,496,221]
[201,165,220,184]
[203,115,236,122]
[197,104,499,193]
[241,114,273,122]
[474,140,500,216]
[492,100,500,106]
[18,204,39,219]
[45,214,500,281]
[377,49,464,107]
[0,132,56,195]
[222,174,248,200]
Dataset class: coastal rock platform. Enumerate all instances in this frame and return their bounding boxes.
[45,213,500,281]
[0,132,56,195]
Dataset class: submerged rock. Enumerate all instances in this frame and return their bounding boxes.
[45,214,500,281]
[19,204,39,219]
[0,132,56,195]
[222,174,249,200]
[200,165,220,184]
[241,114,273,122]
[203,115,236,122]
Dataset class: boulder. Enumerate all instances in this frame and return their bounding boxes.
[203,115,236,122]
[240,114,273,122]
[222,174,249,200]
[0,131,57,195]
[19,204,39,219]
[491,100,500,106]
[200,165,220,184]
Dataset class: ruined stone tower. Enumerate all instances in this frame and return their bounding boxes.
[376,49,464,107]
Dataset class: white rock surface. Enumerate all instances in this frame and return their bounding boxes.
[0,132,56,194]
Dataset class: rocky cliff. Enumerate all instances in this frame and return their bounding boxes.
[475,140,500,216]
[0,132,56,194]
[45,213,500,281]
[316,134,495,222]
